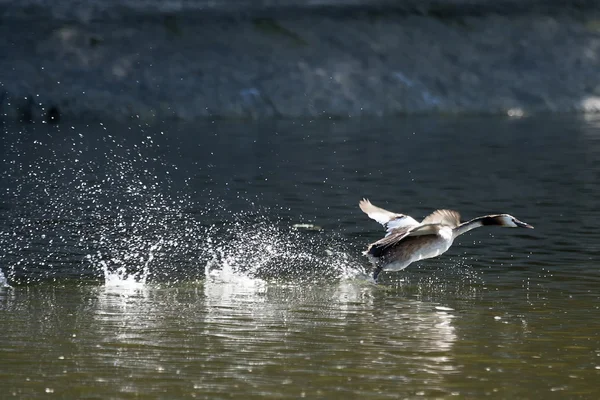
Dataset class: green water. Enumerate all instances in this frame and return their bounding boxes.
[1,280,598,399]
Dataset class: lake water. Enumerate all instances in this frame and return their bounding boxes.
[1,115,599,398]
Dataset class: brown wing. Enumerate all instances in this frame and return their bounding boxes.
[421,209,461,228]
[365,224,443,257]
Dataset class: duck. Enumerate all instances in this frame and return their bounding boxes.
[359,199,534,282]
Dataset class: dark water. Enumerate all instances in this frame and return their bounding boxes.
[1,115,599,398]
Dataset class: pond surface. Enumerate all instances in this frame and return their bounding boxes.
[1,115,599,398]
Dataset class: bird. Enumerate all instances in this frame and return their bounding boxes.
[359,199,534,282]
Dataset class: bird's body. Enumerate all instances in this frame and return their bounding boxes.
[359,199,533,281]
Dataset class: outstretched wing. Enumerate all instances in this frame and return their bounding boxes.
[365,223,445,257]
[359,198,419,235]
[421,209,460,228]
[369,224,443,250]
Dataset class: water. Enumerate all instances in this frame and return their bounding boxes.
[1,115,599,398]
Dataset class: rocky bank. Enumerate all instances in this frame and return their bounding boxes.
[1,1,600,122]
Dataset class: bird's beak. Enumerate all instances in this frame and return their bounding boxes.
[515,219,534,229]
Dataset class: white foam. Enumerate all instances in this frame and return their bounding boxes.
[202,220,366,284]
[89,237,165,289]
[0,269,9,287]
[103,265,147,290]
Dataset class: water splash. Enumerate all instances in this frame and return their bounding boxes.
[0,123,366,286]
[0,123,204,284]
[0,268,9,287]
[80,192,366,286]
[92,239,162,287]
[78,185,366,286]
[202,218,366,283]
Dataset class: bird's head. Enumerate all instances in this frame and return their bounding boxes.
[487,214,534,229]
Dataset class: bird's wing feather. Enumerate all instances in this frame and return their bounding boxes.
[365,223,446,257]
[368,224,441,250]
[405,224,444,237]
[421,209,461,228]
[359,198,419,235]
[367,226,413,253]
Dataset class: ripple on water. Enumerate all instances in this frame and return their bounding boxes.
[2,116,600,398]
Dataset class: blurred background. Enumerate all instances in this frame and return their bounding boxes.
[1,0,600,121]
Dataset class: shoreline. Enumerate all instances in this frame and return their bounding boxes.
[2,5,600,122]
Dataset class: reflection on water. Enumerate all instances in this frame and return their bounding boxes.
[201,278,459,397]
[4,276,596,398]
[0,280,460,398]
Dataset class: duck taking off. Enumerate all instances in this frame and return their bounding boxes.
[359,199,533,282]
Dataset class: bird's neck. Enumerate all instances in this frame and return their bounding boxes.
[452,217,490,238]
